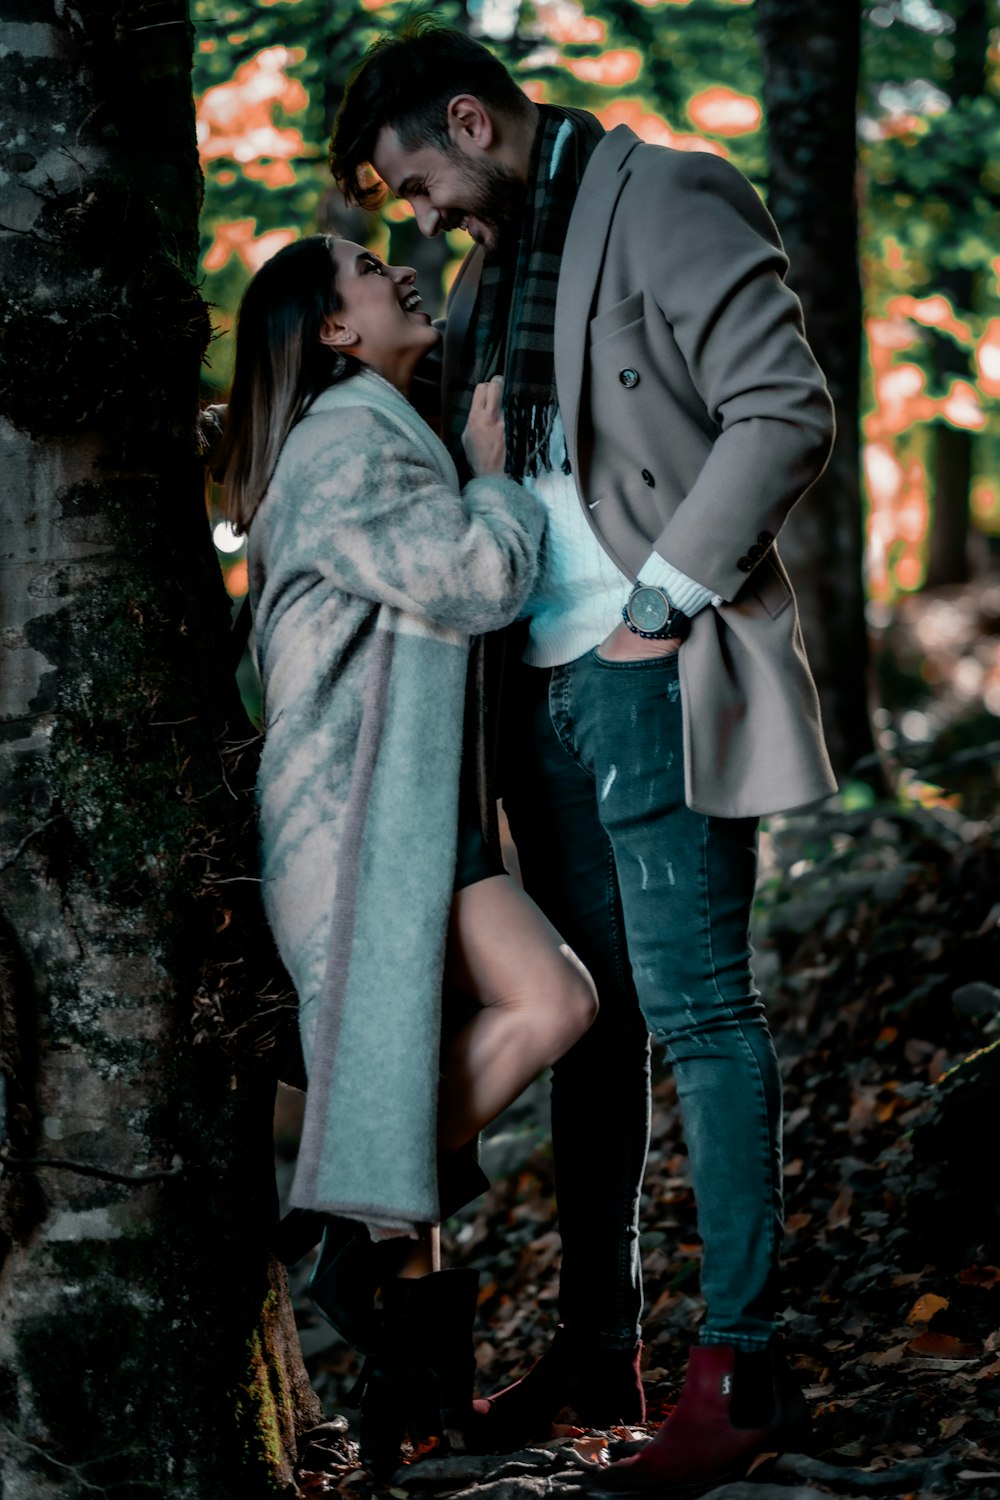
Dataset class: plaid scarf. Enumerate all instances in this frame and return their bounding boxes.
[449,105,604,481]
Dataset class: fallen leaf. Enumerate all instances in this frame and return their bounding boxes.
[972,901,1000,937]
[863,1342,909,1367]
[297,1476,333,1497]
[827,1187,853,1230]
[906,1292,949,1324]
[745,1450,779,1476]
[572,1436,609,1461]
[908,1331,980,1358]
[959,1266,1000,1288]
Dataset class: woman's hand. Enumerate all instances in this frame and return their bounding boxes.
[462,375,507,476]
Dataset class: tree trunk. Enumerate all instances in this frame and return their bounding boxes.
[926,1,988,588]
[755,0,874,782]
[0,5,318,1496]
[927,398,973,587]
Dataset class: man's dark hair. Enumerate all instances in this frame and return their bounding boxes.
[329,15,530,207]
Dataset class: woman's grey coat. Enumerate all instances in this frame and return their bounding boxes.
[248,369,544,1232]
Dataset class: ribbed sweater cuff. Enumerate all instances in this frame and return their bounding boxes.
[637,552,719,615]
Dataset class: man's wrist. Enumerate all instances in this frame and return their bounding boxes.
[637,553,719,616]
[622,584,690,640]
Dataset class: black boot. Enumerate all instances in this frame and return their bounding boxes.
[358,1268,480,1479]
[308,1217,382,1355]
[466,1324,645,1452]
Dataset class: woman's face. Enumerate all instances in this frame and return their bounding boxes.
[322,241,439,381]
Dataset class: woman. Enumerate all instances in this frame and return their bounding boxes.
[216,235,597,1471]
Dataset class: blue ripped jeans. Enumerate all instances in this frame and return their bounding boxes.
[500,648,783,1351]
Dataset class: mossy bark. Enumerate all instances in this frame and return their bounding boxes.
[755,0,875,782]
[0,5,319,1496]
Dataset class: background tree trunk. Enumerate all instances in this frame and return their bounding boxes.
[927,399,974,587]
[755,0,874,781]
[925,0,989,588]
[0,5,318,1496]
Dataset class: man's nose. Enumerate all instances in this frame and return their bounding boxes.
[415,206,442,238]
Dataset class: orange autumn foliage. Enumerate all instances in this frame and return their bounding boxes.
[863,290,990,596]
[687,86,762,136]
[975,318,1000,397]
[203,220,296,275]
[533,0,606,44]
[592,100,725,157]
[197,46,307,168]
[564,49,641,87]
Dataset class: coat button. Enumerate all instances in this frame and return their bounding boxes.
[748,542,764,562]
[737,555,753,573]
[619,368,640,388]
[641,469,654,486]
[757,530,773,546]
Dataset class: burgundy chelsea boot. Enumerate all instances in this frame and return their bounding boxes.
[587,1341,809,1497]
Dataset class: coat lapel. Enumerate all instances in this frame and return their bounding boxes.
[442,245,484,430]
[555,126,640,480]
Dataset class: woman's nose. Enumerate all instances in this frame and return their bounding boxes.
[391,263,417,286]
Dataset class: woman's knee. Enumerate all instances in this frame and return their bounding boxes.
[549,943,599,1052]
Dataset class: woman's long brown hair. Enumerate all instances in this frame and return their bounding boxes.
[216,234,359,531]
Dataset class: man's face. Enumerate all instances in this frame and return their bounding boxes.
[373,125,526,253]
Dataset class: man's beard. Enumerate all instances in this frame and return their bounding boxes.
[453,154,528,251]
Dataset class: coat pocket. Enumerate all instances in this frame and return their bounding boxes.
[748,552,792,619]
[589,290,645,345]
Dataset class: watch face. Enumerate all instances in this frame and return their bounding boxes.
[628,586,670,632]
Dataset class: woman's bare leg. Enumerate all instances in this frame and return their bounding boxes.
[390,1224,440,1279]
[438,875,598,1154]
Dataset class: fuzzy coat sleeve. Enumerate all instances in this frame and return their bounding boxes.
[265,404,545,636]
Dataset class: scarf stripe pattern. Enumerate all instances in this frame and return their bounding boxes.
[448,105,605,481]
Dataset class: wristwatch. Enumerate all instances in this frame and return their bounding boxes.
[622,583,691,641]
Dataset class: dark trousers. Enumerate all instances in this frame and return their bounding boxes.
[500,649,783,1351]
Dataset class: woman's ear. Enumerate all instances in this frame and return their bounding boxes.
[319,317,359,350]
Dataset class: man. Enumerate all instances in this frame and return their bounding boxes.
[329,18,836,1493]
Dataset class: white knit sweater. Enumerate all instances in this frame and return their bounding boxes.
[519,411,718,667]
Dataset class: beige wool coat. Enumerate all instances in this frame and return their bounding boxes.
[444,125,839,820]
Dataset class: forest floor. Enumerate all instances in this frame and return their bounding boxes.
[284,581,1000,1500]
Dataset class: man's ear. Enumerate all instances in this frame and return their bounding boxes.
[446,94,495,151]
[319,318,359,350]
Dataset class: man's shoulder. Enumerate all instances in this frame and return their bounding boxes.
[605,140,777,247]
[621,139,751,196]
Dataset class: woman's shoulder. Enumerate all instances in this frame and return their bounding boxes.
[291,369,456,483]
[304,369,421,437]
[296,374,405,442]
